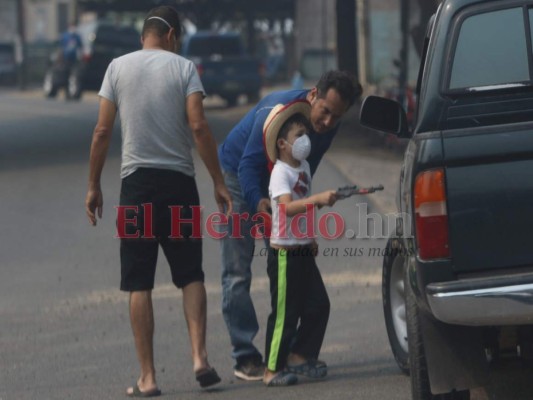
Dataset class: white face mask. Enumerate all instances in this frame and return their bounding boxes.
[287,134,311,161]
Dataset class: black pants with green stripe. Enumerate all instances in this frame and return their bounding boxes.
[265,246,330,372]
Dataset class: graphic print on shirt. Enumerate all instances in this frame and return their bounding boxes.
[293,171,310,197]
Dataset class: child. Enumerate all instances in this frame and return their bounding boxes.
[262,100,337,386]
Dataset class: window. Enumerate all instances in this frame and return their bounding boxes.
[186,36,242,57]
[449,8,529,90]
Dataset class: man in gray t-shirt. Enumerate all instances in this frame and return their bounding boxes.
[85,6,232,396]
[98,40,203,180]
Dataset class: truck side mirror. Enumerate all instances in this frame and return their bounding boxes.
[359,96,410,138]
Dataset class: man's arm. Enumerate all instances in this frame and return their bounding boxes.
[308,129,337,176]
[85,97,116,226]
[186,92,233,215]
[238,110,271,213]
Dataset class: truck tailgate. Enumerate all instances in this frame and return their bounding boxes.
[443,125,533,272]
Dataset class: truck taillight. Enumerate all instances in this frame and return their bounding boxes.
[414,168,450,260]
[258,62,266,77]
[196,64,204,77]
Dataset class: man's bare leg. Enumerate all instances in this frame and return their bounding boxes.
[126,290,159,395]
[182,281,211,373]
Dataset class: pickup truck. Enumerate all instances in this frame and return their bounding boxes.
[361,0,533,398]
[181,31,263,107]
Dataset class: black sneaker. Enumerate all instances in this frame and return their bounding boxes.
[234,358,265,381]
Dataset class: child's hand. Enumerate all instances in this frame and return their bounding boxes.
[257,198,272,214]
[315,190,337,208]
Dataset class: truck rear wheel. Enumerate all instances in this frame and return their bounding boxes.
[382,236,409,375]
[247,91,260,104]
[66,67,83,100]
[225,95,238,107]
[43,70,58,98]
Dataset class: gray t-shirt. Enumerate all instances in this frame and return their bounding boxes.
[99,49,205,179]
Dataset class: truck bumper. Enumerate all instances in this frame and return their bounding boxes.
[426,272,533,326]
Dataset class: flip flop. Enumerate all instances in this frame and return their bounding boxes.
[266,370,298,387]
[126,384,161,398]
[195,367,221,388]
[287,359,328,378]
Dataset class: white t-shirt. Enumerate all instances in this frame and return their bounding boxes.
[269,160,314,246]
[99,49,205,179]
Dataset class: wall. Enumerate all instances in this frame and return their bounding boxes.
[0,0,18,43]
[294,0,337,79]
[368,0,421,88]
[25,0,76,42]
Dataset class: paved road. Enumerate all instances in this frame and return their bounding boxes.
[2,89,532,399]
[0,91,409,400]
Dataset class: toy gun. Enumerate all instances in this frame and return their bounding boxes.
[336,184,384,199]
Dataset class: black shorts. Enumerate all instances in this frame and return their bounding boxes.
[119,168,203,291]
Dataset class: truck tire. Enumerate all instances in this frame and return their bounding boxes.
[383,237,409,375]
[43,70,58,98]
[66,67,83,100]
[247,91,260,104]
[225,95,238,107]
[406,271,470,400]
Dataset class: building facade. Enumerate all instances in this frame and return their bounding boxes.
[0,0,18,43]
[1,0,77,44]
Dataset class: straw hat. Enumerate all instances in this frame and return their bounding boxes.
[263,99,311,164]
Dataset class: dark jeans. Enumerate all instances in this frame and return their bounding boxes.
[219,171,264,364]
[265,246,330,372]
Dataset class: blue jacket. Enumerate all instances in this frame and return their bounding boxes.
[218,89,339,212]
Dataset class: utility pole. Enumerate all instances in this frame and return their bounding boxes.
[16,0,27,90]
[245,7,255,55]
[398,0,410,108]
[321,0,328,74]
[335,0,358,80]
[73,0,79,24]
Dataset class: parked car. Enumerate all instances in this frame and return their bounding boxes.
[0,43,17,86]
[361,0,533,398]
[181,31,264,107]
[43,21,140,99]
